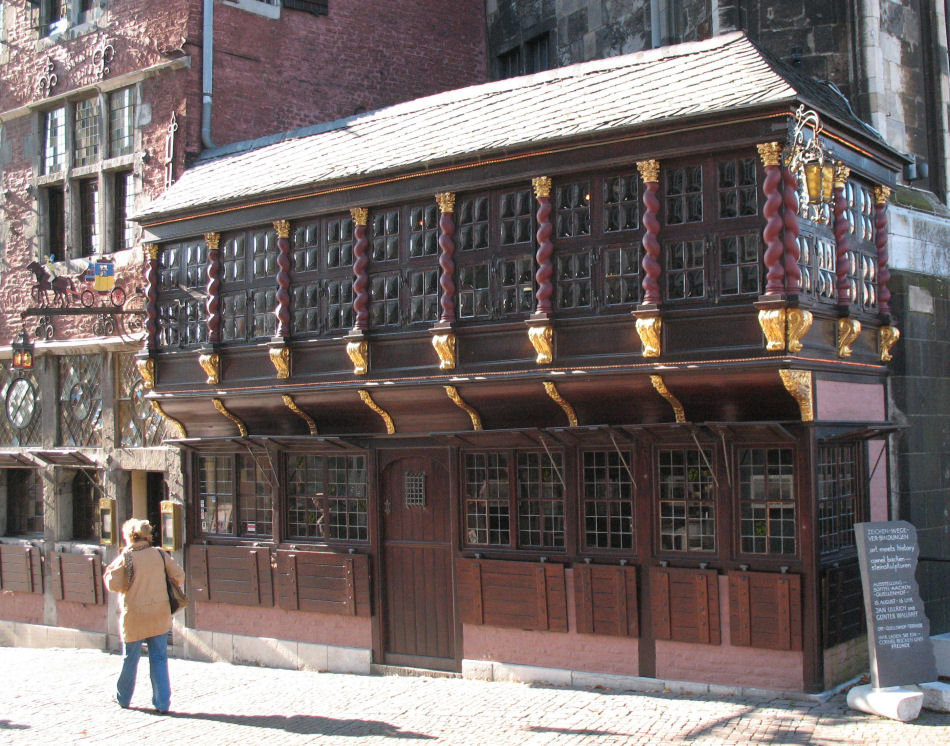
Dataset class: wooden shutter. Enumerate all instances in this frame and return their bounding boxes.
[456,558,567,632]
[574,564,639,637]
[821,559,864,648]
[282,0,328,15]
[51,552,103,605]
[650,566,720,645]
[0,545,43,594]
[275,550,371,616]
[729,570,802,651]
[187,545,274,607]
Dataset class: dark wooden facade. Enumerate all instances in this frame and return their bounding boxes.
[136,38,904,692]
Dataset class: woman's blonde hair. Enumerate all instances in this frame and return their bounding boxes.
[122,518,152,546]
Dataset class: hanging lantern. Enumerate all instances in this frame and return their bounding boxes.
[786,105,836,220]
[11,327,34,370]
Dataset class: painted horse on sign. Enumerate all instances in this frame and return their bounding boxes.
[27,261,76,308]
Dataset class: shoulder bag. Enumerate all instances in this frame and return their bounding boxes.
[158,548,190,614]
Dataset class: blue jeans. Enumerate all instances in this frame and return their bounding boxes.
[116,633,170,712]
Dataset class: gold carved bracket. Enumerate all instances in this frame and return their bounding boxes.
[346,338,369,375]
[757,307,813,353]
[135,357,155,389]
[358,389,394,434]
[212,398,247,437]
[269,345,291,379]
[198,352,220,384]
[650,375,685,423]
[836,317,862,358]
[150,401,185,438]
[635,314,662,358]
[282,395,317,435]
[543,381,578,426]
[879,325,900,362]
[445,385,482,430]
[432,331,456,370]
[528,323,554,365]
[779,370,814,422]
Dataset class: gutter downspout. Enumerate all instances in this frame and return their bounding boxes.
[201,0,215,149]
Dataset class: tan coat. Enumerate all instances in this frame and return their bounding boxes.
[104,541,186,643]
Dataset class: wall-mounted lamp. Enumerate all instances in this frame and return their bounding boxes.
[11,327,34,370]
[786,105,836,223]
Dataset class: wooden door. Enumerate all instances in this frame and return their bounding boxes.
[380,450,457,670]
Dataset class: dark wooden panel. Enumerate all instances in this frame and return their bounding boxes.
[186,545,273,607]
[52,552,103,605]
[275,550,371,616]
[0,545,43,594]
[821,558,864,648]
[456,557,568,632]
[650,566,720,645]
[728,571,803,651]
[574,564,639,637]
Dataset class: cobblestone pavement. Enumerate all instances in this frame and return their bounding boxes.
[0,647,947,745]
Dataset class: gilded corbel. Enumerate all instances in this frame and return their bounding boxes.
[432,332,457,370]
[282,395,317,435]
[786,308,813,353]
[757,307,813,353]
[150,401,186,438]
[543,381,578,426]
[650,375,685,423]
[269,345,291,379]
[528,324,554,365]
[135,357,155,389]
[445,386,482,430]
[879,325,900,362]
[212,398,247,437]
[779,369,813,422]
[635,314,662,358]
[836,317,862,358]
[358,389,395,434]
[198,352,220,384]
[346,338,369,375]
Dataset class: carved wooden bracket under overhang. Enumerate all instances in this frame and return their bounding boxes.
[649,375,686,423]
[778,369,813,422]
[358,389,394,434]
[543,381,578,427]
[444,385,481,430]
[212,397,248,437]
[282,395,317,435]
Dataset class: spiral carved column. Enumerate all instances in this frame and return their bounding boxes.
[525,177,555,364]
[832,165,852,309]
[782,166,802,294]
[634,159,663,357]
[205,232,221,344]
[758,143,786,295]
[268,220,293,379]
[346,208,370,375]
[143,243,159,353]
[432,192,457,370]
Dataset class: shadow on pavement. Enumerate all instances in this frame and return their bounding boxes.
[0,720,29,731]
[152,710,434,739]
[528,726,632,737]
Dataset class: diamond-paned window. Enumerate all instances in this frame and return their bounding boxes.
[58,354,103,447]
[0,368,42,446]
[117,354,165,447]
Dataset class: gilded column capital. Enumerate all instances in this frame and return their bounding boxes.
[204,232,220,250]
[756,142,783,168]
[874,185,892,205]
[273,220,290,238]
[833,162,851,189]
[532,176,552,199]
[435,192,456,213]
[145,243,160,260]
[350,207,369,226]
[636,159,661,183]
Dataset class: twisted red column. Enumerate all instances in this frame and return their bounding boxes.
[782,168,802,294]
[274,221,292,338]
[833,185,852,308]
[350,208,369,331]
[533,178,554,315]
[205,233,221,344]
[640,178,661,305]
[761,160,785,294]
[875,187,892,316]
[436,194,457,324]
[144,244,159,352]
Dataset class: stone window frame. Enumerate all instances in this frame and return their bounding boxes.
[34,0,103,40]
[34,85,139,262]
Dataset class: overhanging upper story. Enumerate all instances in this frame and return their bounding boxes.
[132,33,907,441]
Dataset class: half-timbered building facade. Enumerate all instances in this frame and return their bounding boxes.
[134,34,905,693]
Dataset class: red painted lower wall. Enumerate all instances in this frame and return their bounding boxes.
[193,602,370,648]
[55,600,108,633]
[0,591,44,624]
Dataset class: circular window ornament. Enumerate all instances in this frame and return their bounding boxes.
[6,377,37,430]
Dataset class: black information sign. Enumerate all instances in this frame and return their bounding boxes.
[855,521,937,688]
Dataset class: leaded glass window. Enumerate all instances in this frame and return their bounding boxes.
[0,368,42,447]
[719,233,761,296]
[237,455,272,537]
[738,448,795,555]
[604,174,639,232]
[666,165,703,224]
[370,272,400,327]
[499,189,533,245]
[73,97,100,167]
[458,262,492,319]
[845,181,878,312]
[325,455,368,541]
[43,107,66,175]
[583,450,634,550]
[717,157,757,218]
[818,444,858,554]
[408,204,438,258]
[556,251,592,309]
[408,268,439,323]
[58,354,102,447]
[464,452,510,546]
[517,451,564,548]
[372,210,399,261]
[798,235,836,301]
[658,448,715,552]
[326,279,354,331]
[555,181,590,238]
[117,354,165,447]
[109,88,135,157]
[604,245,641,305]
[199,456,233,535]
[458,196,489,251]
[500,254,534,315]
[665,239,706,300]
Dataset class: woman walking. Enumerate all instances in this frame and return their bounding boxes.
[104,518,185,713]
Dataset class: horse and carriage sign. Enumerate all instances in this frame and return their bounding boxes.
[23,256,143,339]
